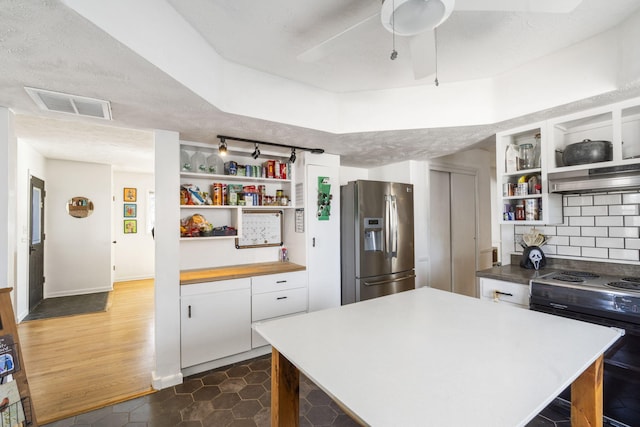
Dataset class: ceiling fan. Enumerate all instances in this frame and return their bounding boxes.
[298,0,584,80]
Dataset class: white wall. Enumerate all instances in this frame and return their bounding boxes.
[15,141,47,319]
[152,129,182,389]
[45,159,112,297]
[339,166,368,186]
[113,171,155,281]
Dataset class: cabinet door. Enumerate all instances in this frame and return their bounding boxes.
[180,286,251,368]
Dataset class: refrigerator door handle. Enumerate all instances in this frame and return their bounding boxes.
[362,274,416,286]
[391,195,398,258]
[384,195,391,258]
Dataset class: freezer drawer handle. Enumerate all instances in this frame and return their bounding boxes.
[276,296,288,300]
[363,274,416,286]
[276,280,287,283]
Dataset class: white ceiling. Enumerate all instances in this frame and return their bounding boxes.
[2,0,640,173]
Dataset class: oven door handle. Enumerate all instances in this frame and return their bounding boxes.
[550,302,569,310]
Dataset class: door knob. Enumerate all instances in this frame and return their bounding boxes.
[112,241,117,244]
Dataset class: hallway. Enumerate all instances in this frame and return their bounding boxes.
[18,279,155,424]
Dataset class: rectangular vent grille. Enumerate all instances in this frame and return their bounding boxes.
[25,87,112,120]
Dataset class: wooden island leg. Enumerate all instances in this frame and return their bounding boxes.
[272,347,300,427]
[571,355,603,427]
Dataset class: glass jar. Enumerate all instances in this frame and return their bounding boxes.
[180,150,191,172]
[191,151,206,173]
[519,143,534,170]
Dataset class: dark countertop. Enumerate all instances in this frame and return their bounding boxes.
[477,254,640,286]
[475,264,560,286]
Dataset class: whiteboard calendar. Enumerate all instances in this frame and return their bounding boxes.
[235,210,283,249]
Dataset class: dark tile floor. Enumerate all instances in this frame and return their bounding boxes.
[42,354,571,427]
[23,292,109,321]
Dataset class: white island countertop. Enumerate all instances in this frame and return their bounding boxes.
[254,287,622,427]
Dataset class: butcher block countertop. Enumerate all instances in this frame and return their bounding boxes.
[180,261,306,285]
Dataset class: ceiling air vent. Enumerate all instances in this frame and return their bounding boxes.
[24,87,112,120]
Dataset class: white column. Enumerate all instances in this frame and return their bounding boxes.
[152,129,182,389]
[0,108,17,298]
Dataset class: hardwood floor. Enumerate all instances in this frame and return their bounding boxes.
[18,279,155,424]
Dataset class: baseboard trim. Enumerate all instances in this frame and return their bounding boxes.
[151,370,183,390]
[45,287,113,298]
[181,346,272,377]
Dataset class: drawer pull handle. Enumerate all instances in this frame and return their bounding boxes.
[276,280,287,284]
[188,305,192,318]
[495,291,513,297]
[277,296,288,300]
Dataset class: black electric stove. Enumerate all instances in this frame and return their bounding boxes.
[530,270,640,426]
[530,270,640,328]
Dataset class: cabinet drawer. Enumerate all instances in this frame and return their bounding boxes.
[252,271,307,294]
[252,287,308,321]
[479,278,529,307]
[181,278,250,297]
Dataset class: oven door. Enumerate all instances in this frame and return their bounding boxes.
[530,302,640,426]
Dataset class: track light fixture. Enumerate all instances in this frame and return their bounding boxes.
[252,143,261,159]
[218,139,227,156]
[215,135,324,161]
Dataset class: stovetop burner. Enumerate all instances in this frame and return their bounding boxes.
[607,281,640,291]
[559,271,600,278]
[550,274,585,283]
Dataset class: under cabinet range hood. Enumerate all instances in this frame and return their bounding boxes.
[549,164,640,193]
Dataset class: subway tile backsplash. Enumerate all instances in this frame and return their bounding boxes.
[513,191,640,262]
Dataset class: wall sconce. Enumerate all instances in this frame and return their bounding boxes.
[252,143,261,159]
[218,139,228,156]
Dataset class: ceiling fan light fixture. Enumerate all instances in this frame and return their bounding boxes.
[381,0,454,36]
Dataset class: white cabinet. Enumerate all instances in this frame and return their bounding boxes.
[496,122,563,225]
[547,97,640,171]
[479,278,529,308]
[180,278,251,368]
[179,140,295,242]
[251,271,308,348]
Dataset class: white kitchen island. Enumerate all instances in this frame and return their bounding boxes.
[254,287,622,427]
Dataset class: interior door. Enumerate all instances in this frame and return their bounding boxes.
[428,169,478,297]
[29,175,45,310]
[429,170,452,292]
[450,173,477,297]
[307,164,341,311]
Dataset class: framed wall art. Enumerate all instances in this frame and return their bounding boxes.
[124,219,137,234]
[123,187,137,202]
[123,203,137,218]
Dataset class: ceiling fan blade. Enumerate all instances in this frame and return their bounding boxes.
[409,31,436,80]
[455,0,583,13]
[297,12,380,63]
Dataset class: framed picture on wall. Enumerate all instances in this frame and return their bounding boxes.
[123,203,137,218]
[123,187,137,202]
[124,219,137,234]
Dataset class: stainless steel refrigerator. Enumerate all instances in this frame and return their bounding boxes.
[340,180,415,304]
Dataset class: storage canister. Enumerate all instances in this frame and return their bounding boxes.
[515,203,525,221]
[525,199,539,221]
[212,183,223,205]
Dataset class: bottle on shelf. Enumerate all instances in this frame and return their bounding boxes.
[505,143,519,173]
